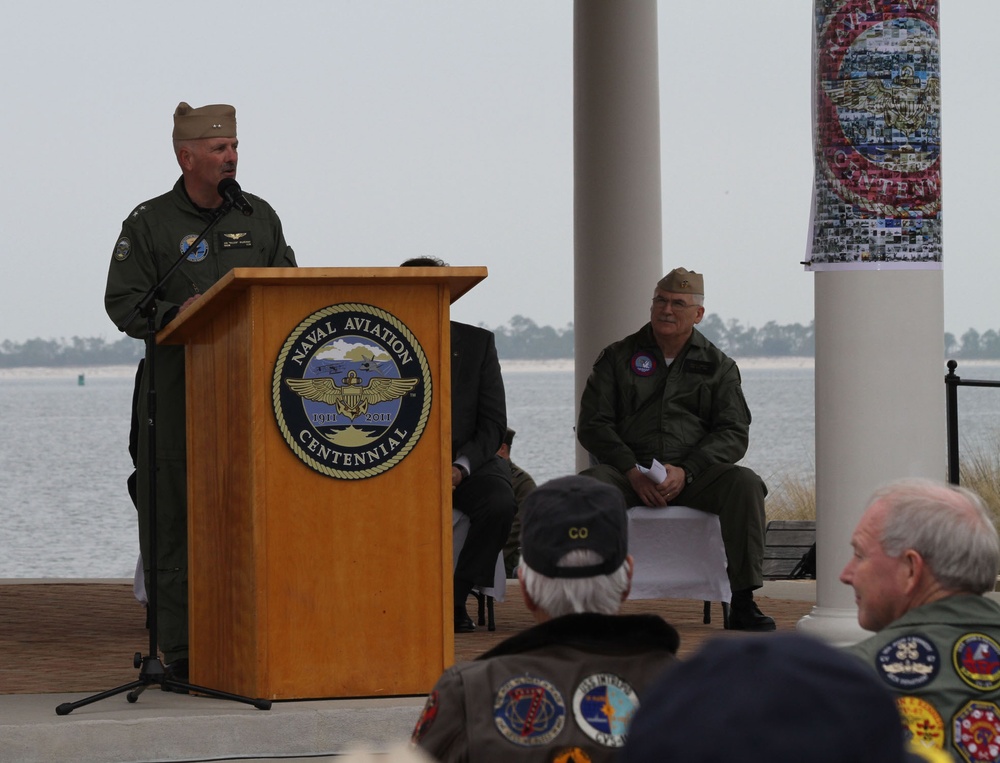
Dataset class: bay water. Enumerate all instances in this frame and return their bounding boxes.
[1,358,997,579]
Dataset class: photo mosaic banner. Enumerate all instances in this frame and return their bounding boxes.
[806,0,941,271]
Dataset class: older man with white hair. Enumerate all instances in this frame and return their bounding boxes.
[841,478,1000,757]
[412,475,679,763]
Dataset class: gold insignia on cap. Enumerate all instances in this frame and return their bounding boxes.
[656,267,704,296]
[173,102,237,140]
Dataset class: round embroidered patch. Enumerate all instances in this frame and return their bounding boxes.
[629,352,656,377]
[875,634,940,690]
[572,673,639,747]
[954,634,1000,693]
[113,237,131,262]
[551,748,593,763]
[411,689,438,744]
[493,676,566,747]
[897,696,945,751]
[952,701,1000,763]
[180,233,209,262]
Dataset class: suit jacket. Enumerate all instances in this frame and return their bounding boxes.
[450,322,507,474]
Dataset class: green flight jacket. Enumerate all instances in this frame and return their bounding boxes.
[105,176,296,338]
[846,595,1000,756]
[577,324,751,482]
[101,177,296,661]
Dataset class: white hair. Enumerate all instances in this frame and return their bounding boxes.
[520,549,630,618]
[872,478,1000,594]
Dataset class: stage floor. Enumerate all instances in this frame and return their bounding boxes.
[0,579,816,695]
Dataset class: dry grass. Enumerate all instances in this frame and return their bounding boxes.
[763,443,1000,528]
[765,473,817,522]
[958,438,1000,528]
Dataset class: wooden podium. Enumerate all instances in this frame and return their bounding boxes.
[158,266,485,700]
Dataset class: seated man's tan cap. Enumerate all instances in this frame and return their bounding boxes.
[657,267,704,295]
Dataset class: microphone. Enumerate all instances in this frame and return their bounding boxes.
[217,178,254,216]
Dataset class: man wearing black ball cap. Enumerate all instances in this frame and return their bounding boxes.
[412,475,679,762]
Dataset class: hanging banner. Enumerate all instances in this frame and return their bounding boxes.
[806,0,941,271]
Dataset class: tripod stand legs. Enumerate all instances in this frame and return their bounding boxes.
[55,654,271,715]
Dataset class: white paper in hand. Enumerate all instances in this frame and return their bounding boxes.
[637,459,667,485]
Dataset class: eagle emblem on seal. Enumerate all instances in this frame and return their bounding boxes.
[285,370,418,421]
[823,66,940,154]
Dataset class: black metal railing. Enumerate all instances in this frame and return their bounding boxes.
[945,360,1000,484]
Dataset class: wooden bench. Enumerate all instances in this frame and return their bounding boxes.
[763,520,816,579]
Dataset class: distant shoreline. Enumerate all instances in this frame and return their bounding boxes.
[0,365,138,380]
[1,358,816,379]
[3,356,994,380]
[500,357,819,373]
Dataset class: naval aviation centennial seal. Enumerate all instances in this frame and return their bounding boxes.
[272,302,431,479]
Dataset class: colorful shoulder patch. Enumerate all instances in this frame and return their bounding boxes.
[953,634,1000,692]
[493,675,566,747]
[897,696,945,752]
[411,689,438,744]
[572,673,639,748]
[629,352,656,377]
[876,634,941,690]
[113,237,131,262]
[952,701,1000,763]
[550,747,593,763]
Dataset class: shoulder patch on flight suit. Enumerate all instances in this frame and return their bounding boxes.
[897,696,945,752]
[493,675,566,747]
[876,634,941,690]
[113,237,131,262]
[629,352,656,377]
[551,747,593,763]
[410,689,438,744]
[572,673,639,747]
[682,359,715,375]
[952,700,1000,763]
[953,633,1000,692]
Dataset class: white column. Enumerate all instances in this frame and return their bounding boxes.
[573,0,664,470]
[798,269,946,645]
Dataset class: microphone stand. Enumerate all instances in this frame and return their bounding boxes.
[57,197,270,714]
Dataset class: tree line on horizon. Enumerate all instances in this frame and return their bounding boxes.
[1,316,998,366]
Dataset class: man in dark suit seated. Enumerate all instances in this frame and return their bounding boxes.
[401,257,516,633]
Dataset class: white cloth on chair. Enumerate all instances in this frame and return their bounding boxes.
[627,505,732,603]
[452,510,506,602]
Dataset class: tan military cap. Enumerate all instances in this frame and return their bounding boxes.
[657,267,704,295]
[172,102,237,140]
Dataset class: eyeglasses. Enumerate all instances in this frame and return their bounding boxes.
[652,296,699,311]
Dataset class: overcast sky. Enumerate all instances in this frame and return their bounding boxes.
[2,1,992,344]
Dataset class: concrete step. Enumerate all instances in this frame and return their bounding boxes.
[0,691,425,763]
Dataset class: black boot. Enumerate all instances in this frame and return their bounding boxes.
[454,602,475,633]
[729,589,776,632]
[454,578,475,633]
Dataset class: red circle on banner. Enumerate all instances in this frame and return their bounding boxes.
[815,1,941,215]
